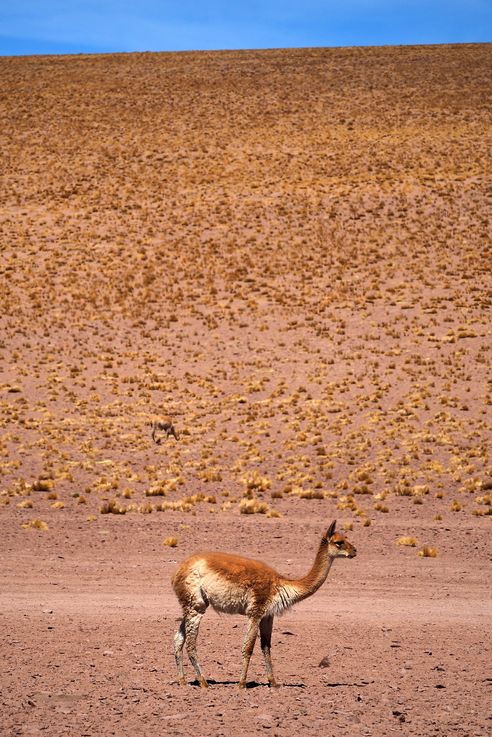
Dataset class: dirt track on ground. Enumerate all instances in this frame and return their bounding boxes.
[1,43,491,736]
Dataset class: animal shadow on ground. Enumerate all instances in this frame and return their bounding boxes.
[190,679,306,689]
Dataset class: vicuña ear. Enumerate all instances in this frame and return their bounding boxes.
[327,520,336,539]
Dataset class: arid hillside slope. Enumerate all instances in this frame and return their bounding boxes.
[0,44,491,737]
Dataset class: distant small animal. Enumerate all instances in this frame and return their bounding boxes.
[150,416,179,443]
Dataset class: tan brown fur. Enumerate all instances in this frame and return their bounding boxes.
[150,415,179,443]
[171,520,356,688]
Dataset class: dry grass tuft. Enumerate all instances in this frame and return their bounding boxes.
[100,499,126,514]
[290,486,324,500]
[476,494,491,506]
[239,498,270,514]
[198,467,223,483]
[397,536,418,547]
[21,519,48,530]
[395,485,413,497]
[472,507,492,517]
[163,536,178,547]
[146,478,179,496]
[242,471,271,494]
[417,545,438,558]
[32,479,54,492]
[337,495,357,511]
[239,498,278,515]
[374,503,389,513]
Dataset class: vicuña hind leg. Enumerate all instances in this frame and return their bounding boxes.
[260,615,279,688]
[184,610,208,688]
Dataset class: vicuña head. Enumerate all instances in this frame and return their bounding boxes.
[171,520,356,689]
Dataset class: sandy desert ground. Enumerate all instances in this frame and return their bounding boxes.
[1,43,491,736]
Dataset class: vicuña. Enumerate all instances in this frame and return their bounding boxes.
[172,520,356,688]
[150,415,179,443]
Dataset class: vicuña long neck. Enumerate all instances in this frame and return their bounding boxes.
[276,536,334,611]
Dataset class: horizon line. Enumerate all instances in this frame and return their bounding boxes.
[2,39,490,61]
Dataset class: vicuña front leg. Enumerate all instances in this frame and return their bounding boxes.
[260,615,279,687]
[239,617,260,688]
[173,617,187,685]
[184,611,208,688]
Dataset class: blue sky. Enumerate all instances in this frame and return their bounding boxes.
[1,1,490,56]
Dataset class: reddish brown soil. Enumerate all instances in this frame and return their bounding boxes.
[1,44,491,736]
